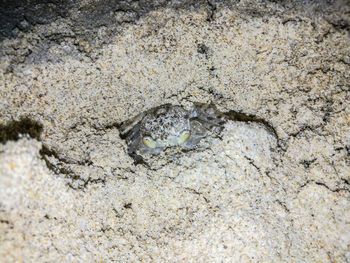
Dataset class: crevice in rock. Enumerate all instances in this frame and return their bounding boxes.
[276,199,290,213]
[39,144,74,175]
[244,156,262,174]
[299,180,350,194]
[315,181,349,193]
[288,125,319,138]
[224,109,279,143]
[282,16,303,25]
[40,144,106,190]
[184,187,209,203]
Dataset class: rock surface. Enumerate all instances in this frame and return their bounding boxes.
[0,0,349,262]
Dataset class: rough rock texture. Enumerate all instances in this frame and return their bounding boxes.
[0,0,349,262]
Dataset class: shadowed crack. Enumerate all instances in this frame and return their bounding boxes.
[244,156,262,173]
[299,180,350,194]
[225,109,279,142]
[315,181,350,193]
[276,199,290,213]
[40,144,105,190]
[39,144,74,175]
[184,187,209,203]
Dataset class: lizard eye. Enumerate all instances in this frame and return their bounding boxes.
[142,136,156,148]
[178,130,191,144]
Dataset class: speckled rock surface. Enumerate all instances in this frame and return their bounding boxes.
[0,0,349,262]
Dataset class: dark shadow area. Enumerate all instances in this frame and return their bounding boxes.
[40,143,106,190]
[0,0,211,71]
[39,144,71,175]
[0,0,75,40]
[3,0,348,41]
[0,0,208,41]
[1,0,348,72]
[0,118,43,144]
